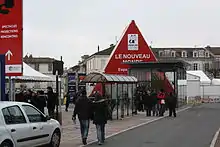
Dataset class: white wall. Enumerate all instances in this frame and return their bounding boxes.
[187,73,200,80]
[187,80,201,97]
[39,63,50,74]
[86,55,109,74]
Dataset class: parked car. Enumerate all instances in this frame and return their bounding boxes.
[0,102,61,147]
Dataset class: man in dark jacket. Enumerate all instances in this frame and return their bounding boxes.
[36,90,47,114]
[167,92,177,117]
[151,89,159,116]
[72,90,92,145]
[92,96,108,145]
[143,90,152,116]
[47,87,56,118]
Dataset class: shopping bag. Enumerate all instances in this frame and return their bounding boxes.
[63,97,66,105]
[161,99,165,104]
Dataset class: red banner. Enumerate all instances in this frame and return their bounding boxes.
[0,0,23,76]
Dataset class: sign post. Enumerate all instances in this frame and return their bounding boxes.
[0,0,23,101]
[0,55,5,101]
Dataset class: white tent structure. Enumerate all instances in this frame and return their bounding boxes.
[186,70,211,85]
[6,62,53,82]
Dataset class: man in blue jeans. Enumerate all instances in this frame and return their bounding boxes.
[72,90,92,145]
[92,96,108,145]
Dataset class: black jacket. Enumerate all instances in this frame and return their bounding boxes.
[73,96,92,120]
[92,99,108,125]
[47,92,56,109]
[166,95,177,107]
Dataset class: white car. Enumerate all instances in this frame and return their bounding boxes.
[0,102,61,147]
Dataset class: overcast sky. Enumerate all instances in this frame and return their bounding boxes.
[23,0,220,67]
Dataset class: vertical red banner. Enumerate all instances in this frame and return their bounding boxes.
[0,0,23,76]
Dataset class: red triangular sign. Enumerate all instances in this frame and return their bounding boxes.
[104,20,157,75]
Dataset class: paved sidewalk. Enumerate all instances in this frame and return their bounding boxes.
[58,104,190,147]
[60,112,154,147]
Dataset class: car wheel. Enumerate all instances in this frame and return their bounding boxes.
[1,141,12,147]
[50,129,61,147]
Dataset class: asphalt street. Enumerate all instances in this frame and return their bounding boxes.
[86,103,220,147]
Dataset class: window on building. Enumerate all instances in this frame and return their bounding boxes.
[35,64,39,71]
[193,63,198,70]
[93,59,96,69]
[193,51,198,58]
[204,63,209,71]
[101,59,106,69]
[205,51,210,58]
[171,51,176,57]
[89,60,92,70]
[48,63,52,71]
[182,51,187,57]
[159,51,163,57]
[199,50,204,57]
[164,50,170,56]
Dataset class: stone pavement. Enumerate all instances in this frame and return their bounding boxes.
[60,111,155,147]
[58,104,190,147]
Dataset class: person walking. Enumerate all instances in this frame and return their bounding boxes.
[47,87,56,118]
[157,89,166,116]
[92,96,108,145]
[72,90,92,145]
[151,89,159,116]
[36,90,47,114]
[167,92,177,117]
[65,93,70,112]
[143,90,152,116]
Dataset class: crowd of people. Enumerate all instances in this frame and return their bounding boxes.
[8,84,177,146]
[14,87,57,116]
[134,86,177,117]
[72,86,178,146]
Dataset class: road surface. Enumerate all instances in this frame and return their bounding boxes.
[86,103,220,147]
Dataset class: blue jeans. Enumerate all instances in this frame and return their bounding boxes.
[79,120,90,139]
[96,124,105,143]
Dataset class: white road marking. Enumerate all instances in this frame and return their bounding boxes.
[210,127,220,147]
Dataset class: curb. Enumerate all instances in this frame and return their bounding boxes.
[81,106,191,146]
[210,128,220,147]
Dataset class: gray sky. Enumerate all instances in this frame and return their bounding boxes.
[23,0,220,67]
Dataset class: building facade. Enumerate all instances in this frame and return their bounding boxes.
[23,54,61,90]
[71,45,220,79]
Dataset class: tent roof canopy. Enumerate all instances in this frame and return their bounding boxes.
[6,62,53,82]
[83,72,138,83]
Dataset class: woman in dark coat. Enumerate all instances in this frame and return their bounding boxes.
[166,92,177,117]
[92,97,108,145]
[36,91,47,114]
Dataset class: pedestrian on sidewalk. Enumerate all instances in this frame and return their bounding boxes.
[47,87,56,118]
[151,89,159,116]
[166,92,177,117]
[92,96,108,145]
[143,90,152,116]
[157,89,166,116]
[65,92,70,112]
[72,90,92,145]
